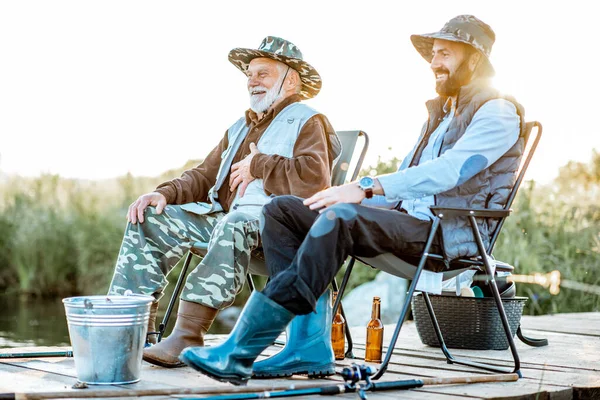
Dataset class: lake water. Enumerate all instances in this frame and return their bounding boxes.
[0,295,70,348]
[0,294,235,349]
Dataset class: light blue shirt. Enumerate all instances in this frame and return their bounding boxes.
[362,99,520,220]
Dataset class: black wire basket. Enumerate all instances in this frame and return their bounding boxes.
[411,293,527,350]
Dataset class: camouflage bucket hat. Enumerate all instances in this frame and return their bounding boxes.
[411,15,496,76]
[228,36,322,99]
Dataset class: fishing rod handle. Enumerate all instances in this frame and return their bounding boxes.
[371,380,424,391]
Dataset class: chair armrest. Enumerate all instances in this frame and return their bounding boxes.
[495,260,514,272]
[430,206,511,219]
[190,241,209,256]
[192,242,209,251]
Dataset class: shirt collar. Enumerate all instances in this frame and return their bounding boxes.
[245,94,303,126]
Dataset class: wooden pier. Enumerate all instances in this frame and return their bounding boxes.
[1,312,598,399]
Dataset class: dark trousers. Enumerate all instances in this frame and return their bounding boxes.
[261,195,438,315]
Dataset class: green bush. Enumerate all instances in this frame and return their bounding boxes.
[0,157,599,316]
[494,181,600,314]
[0,213,16,289]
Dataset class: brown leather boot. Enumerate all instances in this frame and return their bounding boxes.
[146,301,160,345]
[143,300,218,368]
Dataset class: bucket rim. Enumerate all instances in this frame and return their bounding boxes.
[62,294,155,308]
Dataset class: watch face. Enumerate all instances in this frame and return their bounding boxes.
[360,176,374,188]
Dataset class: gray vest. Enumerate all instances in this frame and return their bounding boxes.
[181,102,320,217]
[411,79,526,261]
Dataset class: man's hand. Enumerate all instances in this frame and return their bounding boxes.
[303,182,366,212]
[230,142,260,197]
[127,192,167,224]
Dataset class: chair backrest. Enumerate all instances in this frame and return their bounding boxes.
[246,130,369,276]
[331,131,370,186]
[486,121,542,253]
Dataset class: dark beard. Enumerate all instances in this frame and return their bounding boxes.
[435,58,473,97]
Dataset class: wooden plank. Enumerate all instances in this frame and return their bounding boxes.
[0,362,128,395]
[415,381,572,400]
[350,333,600,374]
[351,337,600,388]
[342,345,600,391]
[0,356,522,400]
[1,312,598,399]
[0,363,77,393]
[301,391,467,399]
[347,321,600,372]
[521,313,600,336]
[369,392,469,399]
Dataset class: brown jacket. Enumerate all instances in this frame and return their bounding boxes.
[155,95,336,212]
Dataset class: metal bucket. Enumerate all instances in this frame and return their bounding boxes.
[63,294,154,384]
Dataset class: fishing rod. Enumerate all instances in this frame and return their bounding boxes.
[0,382,339,400]
[0,351,73,359]
[0,365,519,400]
[179,364,519,400]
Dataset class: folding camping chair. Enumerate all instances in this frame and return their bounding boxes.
[153,130,369,346]
[333,121,545,379]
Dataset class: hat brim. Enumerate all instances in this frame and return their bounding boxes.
[410,32,495,76]
[228,48,322,99]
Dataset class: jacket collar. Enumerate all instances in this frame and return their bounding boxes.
[245,94,302,126]
[425,78,492,119]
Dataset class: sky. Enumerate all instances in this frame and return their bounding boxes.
[0,0,597,184]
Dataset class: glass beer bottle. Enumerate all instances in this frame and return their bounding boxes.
[331,291,345,360]
[365,296,384,363]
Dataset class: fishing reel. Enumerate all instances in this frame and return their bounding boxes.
[340,363,375,399]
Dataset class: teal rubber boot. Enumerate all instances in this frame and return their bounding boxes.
[179,291,294,385]
[252,289,335,378]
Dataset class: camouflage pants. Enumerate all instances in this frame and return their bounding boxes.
[107,205,260,309]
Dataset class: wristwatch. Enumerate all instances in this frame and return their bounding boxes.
[358,176,375,199]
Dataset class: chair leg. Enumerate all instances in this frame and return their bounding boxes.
[422,287,523,375]
[156,251,195,343]
[458,216,522,377]
[419,224,522,375]
[332,257,354,315]
[246,273,255,292]
[421,292,452,359]
[517,325,548,347]
[372,217,441,380]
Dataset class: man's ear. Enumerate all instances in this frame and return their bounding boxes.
[469,51,482,72]
[287,70,300,91]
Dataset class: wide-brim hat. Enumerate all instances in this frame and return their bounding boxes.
[228,36,322,99]
[411,15,496,77]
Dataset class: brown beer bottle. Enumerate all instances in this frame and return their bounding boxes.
[331,291,345,360]
[365,296,384,363]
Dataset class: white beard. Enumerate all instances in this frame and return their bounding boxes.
[249,81,284,113]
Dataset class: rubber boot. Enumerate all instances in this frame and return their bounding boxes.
[146,301,159,345]
[252,289,335,378]
[179,291,294,385]
[143,300,218,368]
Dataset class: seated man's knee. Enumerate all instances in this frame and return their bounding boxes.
[133,205,184,229]
[222,209,251,225]
[323,203,359,219]
[144,205,165,216]
[309,203,358,238]
[263,195,301,218]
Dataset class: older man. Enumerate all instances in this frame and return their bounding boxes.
[107,36,340,368]
[180,15,525,384]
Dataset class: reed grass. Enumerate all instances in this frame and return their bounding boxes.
[0,160,598,315]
